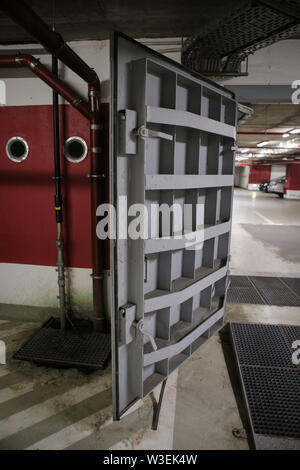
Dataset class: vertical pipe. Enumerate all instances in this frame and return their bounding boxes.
[52,54,66,330]
[89,83,106,332]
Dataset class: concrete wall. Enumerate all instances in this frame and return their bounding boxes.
[285,163,300,200]
[224,39,300,86]
[270,164,286,181]
[237,165,250,189]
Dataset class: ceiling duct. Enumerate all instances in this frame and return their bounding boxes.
[182,0,300,78]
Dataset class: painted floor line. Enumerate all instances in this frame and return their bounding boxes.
[26,406,113,450]
[253,210,274,225]
[0,380,111,441]
[0,382,34,404]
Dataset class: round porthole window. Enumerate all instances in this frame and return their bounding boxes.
[64,136,88,163]
[6,136,29,163]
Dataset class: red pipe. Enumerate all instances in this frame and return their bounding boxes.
[89,82,107,332]
[0,55,91,120]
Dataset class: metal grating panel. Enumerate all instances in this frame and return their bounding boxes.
[229,275,252,288]
[280,325,300,349]
[281,278,300,297]
[228,276,300,306]
[260,287,300,307]
[231,322,296,369]
[227,286,263,304]
[231,322,300,449]
[14,318,111,370]
[249,276,284,289]
[241,365,300,438]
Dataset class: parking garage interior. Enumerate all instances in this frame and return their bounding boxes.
[0,0,300,452]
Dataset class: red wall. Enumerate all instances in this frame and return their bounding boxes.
[0,103,109,269]
[248,165,271,184]
[285,163,300,190]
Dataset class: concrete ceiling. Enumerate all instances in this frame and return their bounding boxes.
[237,104,300,164]
[0,0,244,44]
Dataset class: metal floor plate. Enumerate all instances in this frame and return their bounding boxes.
[228,276,300,306]
[14,318,111,370]
[230,322,300,449]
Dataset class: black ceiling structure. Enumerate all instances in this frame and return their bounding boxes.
[182,0,300,77]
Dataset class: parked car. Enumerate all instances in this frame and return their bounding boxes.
[259,181,269,192]
[268,176,286,198]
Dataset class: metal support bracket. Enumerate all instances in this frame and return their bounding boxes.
[152,378,168,430]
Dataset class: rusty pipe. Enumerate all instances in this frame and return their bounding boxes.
[0,0,99,86]
[0,54,91,120]
[89,83,106,332]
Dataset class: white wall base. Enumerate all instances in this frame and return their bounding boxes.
[0,263,92,312]
[284,190,300,199]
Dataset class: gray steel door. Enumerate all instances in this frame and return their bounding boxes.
[110,32,237,419]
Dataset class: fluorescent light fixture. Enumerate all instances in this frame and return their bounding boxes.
[289,128,300,134]
[282,133,290,138]
[257,141,270,147]
[240,148,249,153]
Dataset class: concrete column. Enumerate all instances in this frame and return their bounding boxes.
[284,163,300,199]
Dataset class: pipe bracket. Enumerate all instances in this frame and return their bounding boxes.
[88,173,106,179]
[90,273,104,280]
[72,97,83,108]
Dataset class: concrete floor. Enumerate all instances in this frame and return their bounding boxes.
[0,188,300,450]
[230,188,300,277]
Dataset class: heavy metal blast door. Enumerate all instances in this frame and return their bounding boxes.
[110,33,237,419]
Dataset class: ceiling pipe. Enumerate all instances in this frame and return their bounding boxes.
[0,0,107,333]
[238,131,300,135]
[0,54,91,119]
[0,0,99,86]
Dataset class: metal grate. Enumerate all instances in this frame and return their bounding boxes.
[241,365,300,438]
[231,322,300,448]
[229,275,252,288]
[281,278,300,297]
[280,325,300,350]
[13,317,111,370]
[249,276,283,289]
[260,287,300,307]
[231,322,296,369]
[227,286,263,304]
[228,276,300,306]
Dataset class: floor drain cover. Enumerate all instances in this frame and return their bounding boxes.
[13,317,111,370]
[230,322,300,449]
